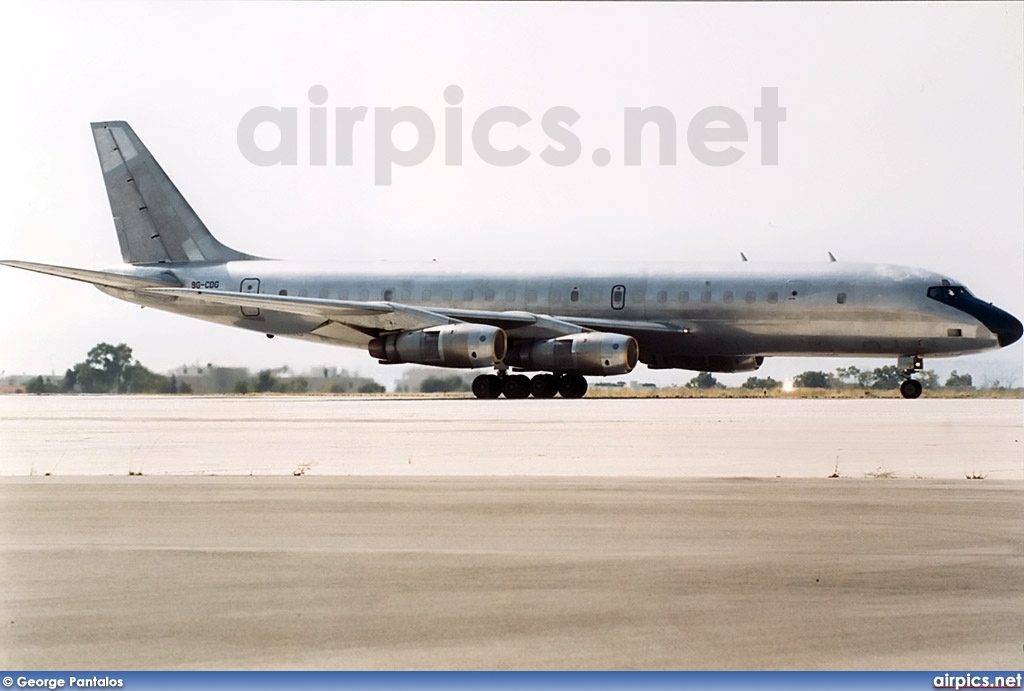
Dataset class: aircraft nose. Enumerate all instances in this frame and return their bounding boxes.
[991,308,1023,347]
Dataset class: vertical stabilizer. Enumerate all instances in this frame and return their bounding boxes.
[91,121,257,264]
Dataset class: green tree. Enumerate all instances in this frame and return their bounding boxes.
[358,381,386,394]
[685,372,722,389]
[793,371,830,388]
[254,370,278,393]
[919,370,939,389]
[944,370,973,388]
[25,376,60,394]
[420,375,470,393]
[867,365,902,390]
[741,376,780,390]
[833,366,862,387]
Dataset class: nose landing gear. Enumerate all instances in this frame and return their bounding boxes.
[898,355,924,399]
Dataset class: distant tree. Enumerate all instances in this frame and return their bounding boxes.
[358,381,386,394]
[918,370,939,389]
[867,365,902,390]
[420,375,470,393]
[741,376,780,390]
[234,380,251,395]
[793,370,830,388]
[275,377,309,394]
[254,370,277,393]
[833,366,862,387]
[327,382,351,394]
[82,342,134,393]
[62,368,77,392]
[685,372,722,389]
[944,370,973,388]
[25,376,60,394]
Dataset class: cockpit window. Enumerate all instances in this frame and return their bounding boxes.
[927,285,972,303]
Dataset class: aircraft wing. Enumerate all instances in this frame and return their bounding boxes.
[144,287,683,340]
[143,287,457,332]
[0,260,182,290]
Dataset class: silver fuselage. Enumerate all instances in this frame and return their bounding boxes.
[100,259,1004,365]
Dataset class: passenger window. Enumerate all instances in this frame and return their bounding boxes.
[526,289,539,303]
[464,290,474,302]
[745,291,756,304]
[278,289,288,296]
[484,289,495,301]
[837,292,847,304]
[657,290,668,303]
[383,289,393,301]
[400,289,411,301]
[678,291,689,303]
[723,291,734,304]
[767,291,779,304]
[701,291,712,304]
[570,287,580,302]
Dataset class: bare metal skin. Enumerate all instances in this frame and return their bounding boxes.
[3,122,1020,398]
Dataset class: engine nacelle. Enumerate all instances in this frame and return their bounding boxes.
[368,324,507,368]
[506,332,639,376]
[644,354,764,373]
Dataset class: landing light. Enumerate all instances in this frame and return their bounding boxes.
[782,380,794,393]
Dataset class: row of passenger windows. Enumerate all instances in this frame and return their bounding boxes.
[654,289,781,304]
[283,286,846,306]
[299,288,528,302]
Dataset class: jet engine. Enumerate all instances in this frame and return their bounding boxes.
[506,332,639,375]
[369,324,507,368]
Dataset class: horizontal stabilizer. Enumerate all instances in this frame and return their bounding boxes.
[0,260,181,290]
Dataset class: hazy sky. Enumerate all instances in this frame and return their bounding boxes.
[1,1,1021,387]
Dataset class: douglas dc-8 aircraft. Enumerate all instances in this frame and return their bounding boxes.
[3,122,1021,398]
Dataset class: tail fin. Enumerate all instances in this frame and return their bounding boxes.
[91,121,259,264]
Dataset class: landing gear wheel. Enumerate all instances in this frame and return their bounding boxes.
[503,374,532,399]
[558,374,588,399]
[899,379,922,399]
[530,374,559,399]
[472,374,502,399]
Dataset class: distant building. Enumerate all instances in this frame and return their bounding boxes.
[394,367,475,393]
[169,364,249,394]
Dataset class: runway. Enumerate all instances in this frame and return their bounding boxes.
[0,396,1021,479]
[0,397,1021,669]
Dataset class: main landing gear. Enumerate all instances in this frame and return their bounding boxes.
[471,372,588,399]
[898,355,924,399]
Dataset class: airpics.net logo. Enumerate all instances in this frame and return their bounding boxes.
[237,85,786,185]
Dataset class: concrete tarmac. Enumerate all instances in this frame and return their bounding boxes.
[2,477,1022,670]
[0,396,1021,479]
[0,397,1021,669]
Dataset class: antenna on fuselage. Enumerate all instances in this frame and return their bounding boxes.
[740,252,748,262]
[828,251,837,263]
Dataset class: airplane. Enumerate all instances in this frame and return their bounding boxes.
[2,121,1021,399]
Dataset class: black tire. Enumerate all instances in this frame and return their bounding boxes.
[472,374,502,399]
[530,374,559,399]
[558,374,588,399]
[503,374,532,399]
[899,379,922,399]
